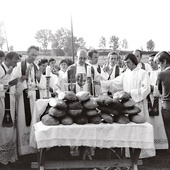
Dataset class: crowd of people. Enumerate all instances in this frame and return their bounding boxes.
[0,45,170,167]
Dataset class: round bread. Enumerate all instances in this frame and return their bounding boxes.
[88,115,102,124]
[114,115,130,124]
[101,113,114,124]
[76,91,90,101]
[82,98,98,109]
[48,107,66,118]
[84,109,98,116]
[122,98,136,108]
[96,95,114,105]
[98,105,119,115]
[122,106,141,115]
[129,114,146,124]
[58,91,77,101]
[113,91,131,102]
[61,116,74,125]
[75,115,88,125]
[49,98,67,109]
[68,109,82,117]
[67,101,83,110]
[41,114,60,126]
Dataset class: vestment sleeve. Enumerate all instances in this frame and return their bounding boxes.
[130,71,150,102]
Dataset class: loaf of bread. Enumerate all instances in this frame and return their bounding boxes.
[96,95,114,105]
[101,113,114,124]
[114,114,130,124]
[88,115,102,124]
[41,114,60,126]
[84,109,98,116]
[98,105,119,115]
[68,109,82,117]
[67,100,83,110]
[74,115,88,125]
[122,98,136,108]
[113,91,131,102]
[76,91,90,101]
[129,114,146,123]
[82,98,98,109]
[49,98,67,109]
[61,116,74,125]
[122,106,141,115]
[48,107,66,118]
[58,91,77,101]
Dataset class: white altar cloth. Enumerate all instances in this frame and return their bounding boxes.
[32,121,155,151]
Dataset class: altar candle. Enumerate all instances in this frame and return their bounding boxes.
[86,66,91,77]
[46,66,51,77]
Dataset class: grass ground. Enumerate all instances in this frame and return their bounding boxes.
[1,149,170,170]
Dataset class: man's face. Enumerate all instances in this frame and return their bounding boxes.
[49,60,56,68]
[109,54,117,66]
[148,57,158,70]
[156,60,166,71]
[60,62,68,72]
[27,48,39,63]
[124,58,134,70]
[78,52,87,66]
[91,53,99,64]
[9,57,18,68]
[133,50,141,63]
[40,62,48,74]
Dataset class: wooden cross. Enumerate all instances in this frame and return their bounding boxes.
[6,114,10,122]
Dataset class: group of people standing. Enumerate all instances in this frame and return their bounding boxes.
[0,45,170,166]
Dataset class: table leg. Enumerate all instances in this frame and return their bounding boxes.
[39,148,46,170]
[129,148,141,170]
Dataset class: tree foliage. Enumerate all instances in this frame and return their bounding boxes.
[98,36,106,49]
[146,39,155,51]
[0,29,5,50]
[51,27,86,56]
[109,35,119,51]
[121,39,128,49]
[35,29,53,51]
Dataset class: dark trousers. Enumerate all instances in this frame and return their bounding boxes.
[162,101,170,149]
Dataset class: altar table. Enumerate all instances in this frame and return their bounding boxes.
[30,99,155,170]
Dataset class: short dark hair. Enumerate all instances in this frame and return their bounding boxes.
[5,52,19,61]
[48,58,56,64]
[134,49,142,58]
[27,45,39,53]
[149,53,157,58]
[0,50,5,58]
[38,58,48,66]
[108,51,118,60]
[88,49,98,58]
[156,51,170,64]
[59,59,68,65]
[124,53,138,65]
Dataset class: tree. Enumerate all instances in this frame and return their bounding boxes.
[0,29,5,50]
[146,39,155,51]
[35,29,53,52]
[121,39,128,49]
[52,27,86,56]
[109,35,119,51]
[98,36,106,49]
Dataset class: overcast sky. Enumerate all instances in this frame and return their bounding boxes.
[0,0,169,51]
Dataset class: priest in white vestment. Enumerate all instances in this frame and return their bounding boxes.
[0,52,19,164]
[100,53,151,122]
[13,46,44,155]
[100,53,155,158]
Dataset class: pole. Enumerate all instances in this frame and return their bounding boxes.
[3,21,9,51]
[71,15,74,63]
